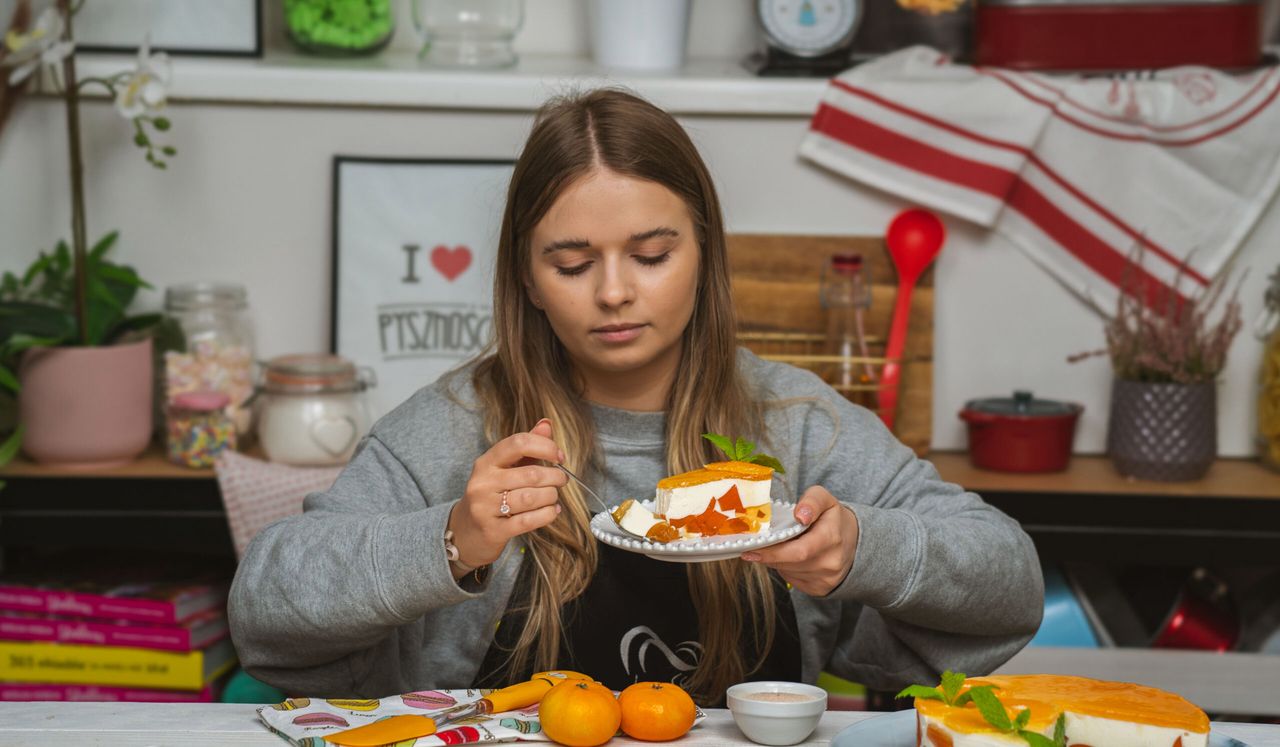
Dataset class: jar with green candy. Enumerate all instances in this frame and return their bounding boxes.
[284,0,395,55]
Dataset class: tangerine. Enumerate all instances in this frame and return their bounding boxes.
[539,679,621,747]
[617,682,697,741]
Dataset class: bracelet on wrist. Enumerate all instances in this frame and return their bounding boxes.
[444,529,489,582]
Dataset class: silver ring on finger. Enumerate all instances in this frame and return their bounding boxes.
[499,490,511,516]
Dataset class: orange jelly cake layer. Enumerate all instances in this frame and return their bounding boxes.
[655,460,773,538]
[915,675,1209,747]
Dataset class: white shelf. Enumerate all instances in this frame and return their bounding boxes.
[69,49,827,115]
[61,45,1280,116]
[998,647,1280,716]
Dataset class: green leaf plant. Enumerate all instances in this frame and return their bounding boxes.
[0,1,177,471]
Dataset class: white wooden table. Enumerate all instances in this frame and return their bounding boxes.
[0,704,1275,747]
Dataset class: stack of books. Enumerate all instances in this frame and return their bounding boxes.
[0,569,236,702]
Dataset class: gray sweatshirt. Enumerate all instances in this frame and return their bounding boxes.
[229,349,1043,698]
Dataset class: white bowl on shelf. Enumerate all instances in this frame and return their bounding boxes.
[726,681,828,746]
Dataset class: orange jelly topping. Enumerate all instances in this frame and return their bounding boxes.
[718,485,745,512]
[669,500,723,536]
[703,461,774,479]
[664,484,766,538]
[657,461,772,489]
[645,523,681,543]
[917,693,1061,734]
[916,675,1209,735]
[742,505,771,532]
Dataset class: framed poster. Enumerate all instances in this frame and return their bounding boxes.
[331,157,515,421]
[74,0,262,57]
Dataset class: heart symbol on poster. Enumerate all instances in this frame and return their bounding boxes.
[431,245,472,282]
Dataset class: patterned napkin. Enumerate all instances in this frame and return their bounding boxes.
[258,689,545,746]
[257,688,708,746]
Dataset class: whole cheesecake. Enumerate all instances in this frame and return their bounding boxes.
[915,675,1210,747]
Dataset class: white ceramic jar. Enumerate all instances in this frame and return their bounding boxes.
[255,354,375,466]
[589,0,691,71]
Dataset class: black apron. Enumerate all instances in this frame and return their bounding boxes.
[474,543,802,707]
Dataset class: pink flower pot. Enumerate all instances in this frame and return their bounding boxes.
[18,338,154,469]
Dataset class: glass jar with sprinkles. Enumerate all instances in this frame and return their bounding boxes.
[166,390,237,468]
[163,283,256,440]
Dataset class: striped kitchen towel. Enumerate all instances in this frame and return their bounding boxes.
[800,46,1280,311]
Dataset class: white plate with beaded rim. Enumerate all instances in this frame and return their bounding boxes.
[589,500,809,563]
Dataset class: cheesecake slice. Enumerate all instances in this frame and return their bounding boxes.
[915,675,1209,747]
[655,460,773,539]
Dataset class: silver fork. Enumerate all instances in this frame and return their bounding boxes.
[555,463,648,540]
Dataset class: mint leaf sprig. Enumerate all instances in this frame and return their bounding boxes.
[966,686,1066,747]
[895,670,974,707]
[895,672,1066,747]
[702,433,786,473]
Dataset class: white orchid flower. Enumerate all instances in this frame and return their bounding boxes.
[2,8,75,86]
[114,36,171,119]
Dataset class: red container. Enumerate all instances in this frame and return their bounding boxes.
[1151,569,1239,652]
[959,390,1083,473]
[975,0,1263,71]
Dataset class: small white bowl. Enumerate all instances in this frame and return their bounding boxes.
[726,681,828,746]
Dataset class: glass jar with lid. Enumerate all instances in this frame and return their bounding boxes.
[411,0,524,68]
[284,0,396,55]
[166,390,237,469]
[164,283,256,440]
[255,354,376,466]
[820,253,877,410]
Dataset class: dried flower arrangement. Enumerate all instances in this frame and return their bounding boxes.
[1070,247,1245,384]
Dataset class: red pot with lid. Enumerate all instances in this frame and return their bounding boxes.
[974,0,1263,71]
[959,390,1083,473]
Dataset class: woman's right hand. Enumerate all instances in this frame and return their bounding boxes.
[447,418,567,577]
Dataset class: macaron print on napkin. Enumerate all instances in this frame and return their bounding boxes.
[258,689,547,746]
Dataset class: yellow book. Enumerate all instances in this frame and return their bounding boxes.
[0,638,236,690]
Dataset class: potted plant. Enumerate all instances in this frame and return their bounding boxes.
[0,0,177,468]
[1072,251,1244,481]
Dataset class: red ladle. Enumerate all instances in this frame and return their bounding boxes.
[878,208,945,431]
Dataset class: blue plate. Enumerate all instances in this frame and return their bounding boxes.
[830,710,1249,747]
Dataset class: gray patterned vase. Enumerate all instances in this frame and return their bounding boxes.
[1107,379,1217,481]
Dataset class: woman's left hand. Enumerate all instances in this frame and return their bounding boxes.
[740,486,859,597]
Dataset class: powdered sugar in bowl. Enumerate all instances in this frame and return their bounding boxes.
[726,681,828,745]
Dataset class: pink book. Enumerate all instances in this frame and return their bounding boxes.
[0,608,228,652]
[0,578,227,625]
[0,681,219,702]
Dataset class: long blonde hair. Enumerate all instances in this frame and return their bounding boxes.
[470,89,776,705]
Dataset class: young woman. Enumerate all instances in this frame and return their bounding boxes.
[229,89,1043,707]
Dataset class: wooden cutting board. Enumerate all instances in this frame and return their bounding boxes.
[727,234,934,455]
